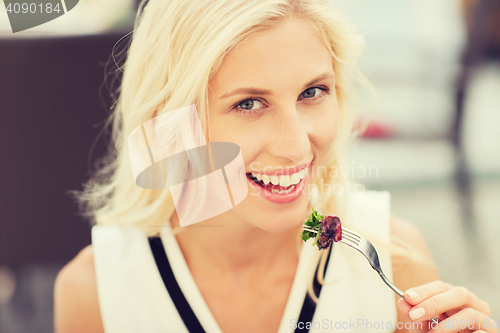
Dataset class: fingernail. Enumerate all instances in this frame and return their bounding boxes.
[406,290,420,301]
[409,307,425,320]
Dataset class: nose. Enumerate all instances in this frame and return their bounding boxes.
[266,104,310,163]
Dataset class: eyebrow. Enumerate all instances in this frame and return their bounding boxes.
[219,72,335,99]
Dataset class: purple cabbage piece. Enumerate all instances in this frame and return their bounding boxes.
[317,215,342,250]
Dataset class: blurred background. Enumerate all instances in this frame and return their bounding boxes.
[0,0,499,332]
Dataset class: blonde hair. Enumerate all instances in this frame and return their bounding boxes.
[70,0,430,305]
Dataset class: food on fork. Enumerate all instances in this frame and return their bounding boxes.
[318,216,342,249]
[301,208,342,250]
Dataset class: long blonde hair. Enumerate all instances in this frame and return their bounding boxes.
[70,0,428,305]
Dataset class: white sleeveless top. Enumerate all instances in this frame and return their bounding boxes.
[91,190,397,333]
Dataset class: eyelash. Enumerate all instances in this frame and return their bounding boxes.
[231,86,331,115]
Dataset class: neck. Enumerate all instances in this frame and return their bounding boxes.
[169,211,304,280]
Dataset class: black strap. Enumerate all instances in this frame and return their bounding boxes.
[149,236,333,333]
[295,244,333,332]
[149,237,206,333]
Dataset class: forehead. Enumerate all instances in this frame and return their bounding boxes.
[209,18,334,96]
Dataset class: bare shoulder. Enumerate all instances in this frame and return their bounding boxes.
[54,244,104,333]
[390,214,439,278]
[390,215,432,258]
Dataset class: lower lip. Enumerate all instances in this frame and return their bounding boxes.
[247,173,308,204]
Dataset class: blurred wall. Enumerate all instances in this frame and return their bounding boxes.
[0,33,125,265]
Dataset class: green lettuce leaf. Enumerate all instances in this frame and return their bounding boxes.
[300,208,324,243]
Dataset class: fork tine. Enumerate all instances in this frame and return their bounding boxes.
[341,233,359,244]
[342,229,361,239]
[342,228,361,241]
[302,226,318,234]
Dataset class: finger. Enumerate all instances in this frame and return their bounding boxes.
[404,280,453,305]
[398,298,412,321]
[428,308,496,333]
[407,287,490,322]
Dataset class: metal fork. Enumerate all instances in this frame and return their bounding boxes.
[303,225,439,325]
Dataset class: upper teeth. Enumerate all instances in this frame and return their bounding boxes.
[251,168,308,186]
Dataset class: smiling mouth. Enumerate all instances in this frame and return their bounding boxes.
[245,166,311,195]
[245,159,313,194]
[246,173,298,194]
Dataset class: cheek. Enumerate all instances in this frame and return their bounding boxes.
[235,137,264,168]
[208,116,266,165]
[310,105,339,153]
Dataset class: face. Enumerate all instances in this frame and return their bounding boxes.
[207,18,338,232]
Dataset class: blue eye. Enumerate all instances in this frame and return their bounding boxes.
[301,87,323,99]
[240,99,262,110]
[233,99,264,114]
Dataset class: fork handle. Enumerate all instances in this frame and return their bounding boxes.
[377,270,405,297]
[377,271,440,326]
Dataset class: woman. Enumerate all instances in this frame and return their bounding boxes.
[54,0,495,332]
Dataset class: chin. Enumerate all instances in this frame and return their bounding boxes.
[235,192,311,233]
[257,222,301,233]
[250,209,306,233]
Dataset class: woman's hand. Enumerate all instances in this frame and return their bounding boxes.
[397,280,497,333]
